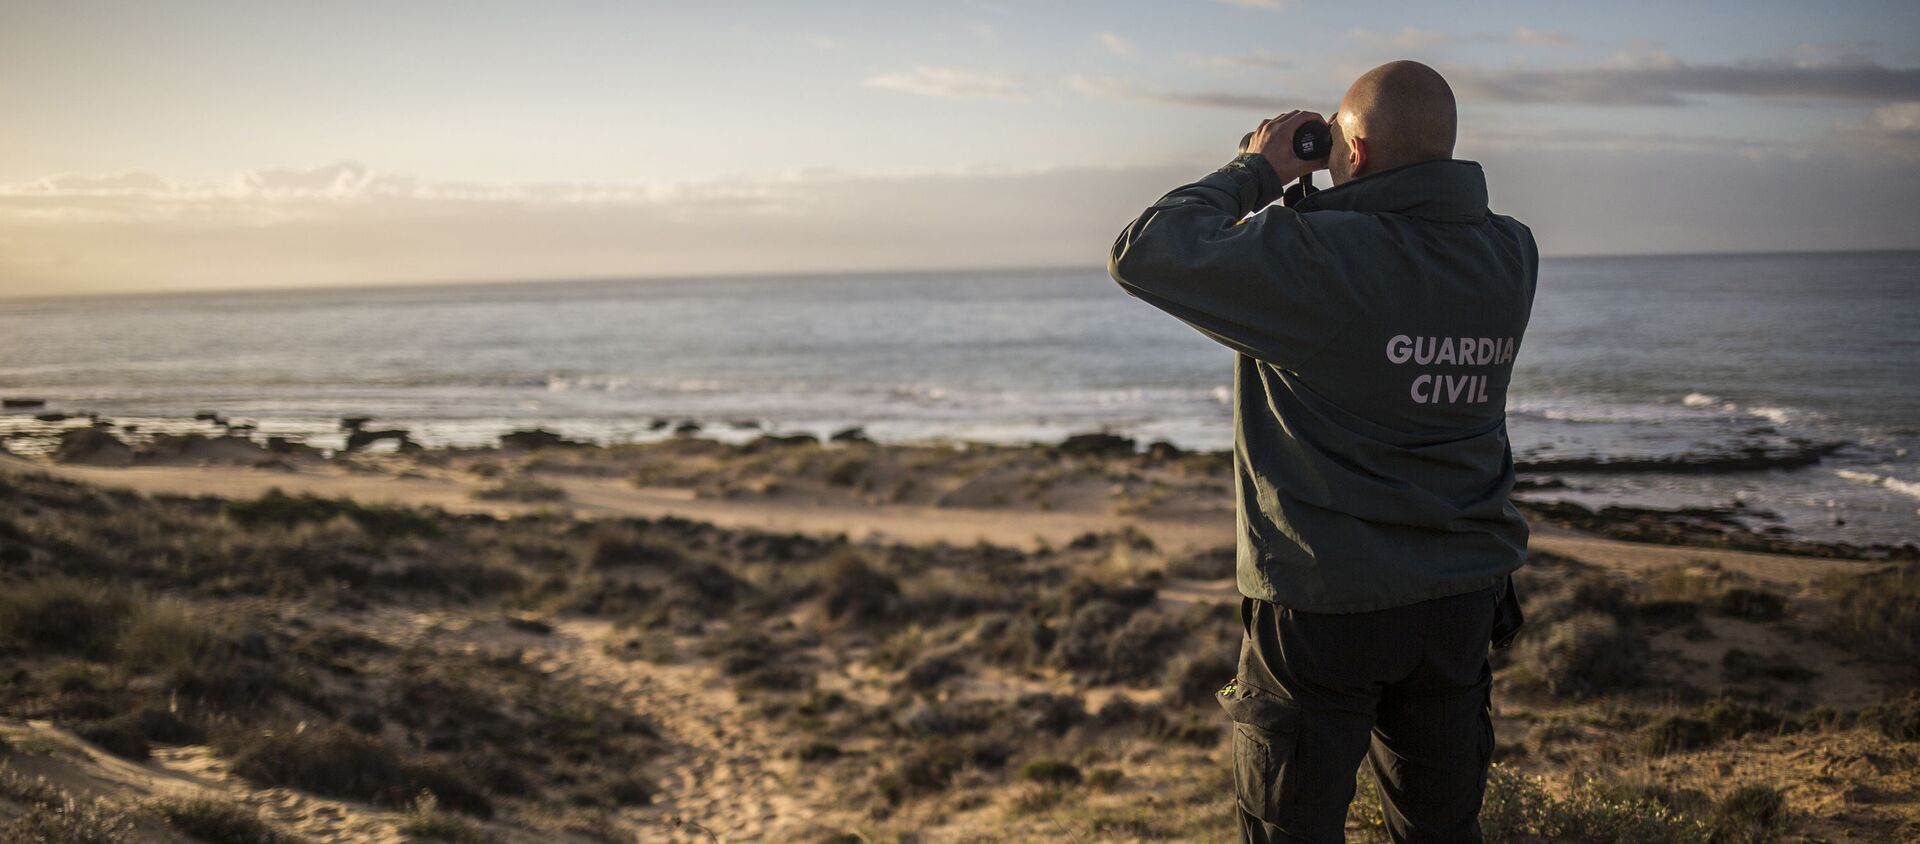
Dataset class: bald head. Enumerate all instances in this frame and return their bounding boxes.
[1329,61,1456,185]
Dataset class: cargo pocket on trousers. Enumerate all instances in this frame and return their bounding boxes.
[1218,678,1303,822]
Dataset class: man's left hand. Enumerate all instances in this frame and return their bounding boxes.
[1243,110,1329,184]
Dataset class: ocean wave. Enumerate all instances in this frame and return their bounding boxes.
[545,374,631,393]
[1677,393,1803,425]
[1509,400,1711,425]
[1746,406,1794,425]
[1834,469,1920,500]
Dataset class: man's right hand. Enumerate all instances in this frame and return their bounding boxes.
[1243,110,1329,184]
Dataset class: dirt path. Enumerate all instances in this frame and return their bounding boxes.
[352,607,863,842]
[535,619,856,843]
[0,610,863,843]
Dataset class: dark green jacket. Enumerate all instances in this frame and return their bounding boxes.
[1109,154,1537,612]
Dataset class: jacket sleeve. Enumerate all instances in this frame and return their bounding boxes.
[1108,153,1358,370]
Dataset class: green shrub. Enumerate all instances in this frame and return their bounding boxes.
[152,797,301,844]
[1720,649,1817,684]
[397,794,492,843]
[1479,765,1711,843]
[816,550,903,625]
[1857,693,1920,741]
[1707,784,1786,844]
[1018,757,1082,785]
[1715,588,1786,622]
[117,598,216,674]
[73,718,151,761]
[1640,700,1785,756]
[227,489,442,539]
[0,577,137,659]
[1162,650,1237,708]
[1821,564,1920,664]
[0,766,136,844]
[470,478,567,503]
[1506,612,1646,699]
[225,725,491,819]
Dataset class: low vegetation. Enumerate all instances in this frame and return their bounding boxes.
[0,461,1912,840]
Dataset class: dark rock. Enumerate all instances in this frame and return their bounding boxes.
[1517,440,1849,475]
[193,411,226,424]
[340,416,373,431]
[1055,432,1136,457]
[673,420,703,437]
[140,433,272,464]
[1144,440,1183,460]
[2,398,45,409]
[35,413,67,422]
[344,428,413,452]
[265,436,321,457]
[499,428,584,450]
[53,427,133,466]
[744,433,819,452]
[829,426,871,444]
[1518,499,1917,561]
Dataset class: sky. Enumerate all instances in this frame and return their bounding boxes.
[2,0,1919,296]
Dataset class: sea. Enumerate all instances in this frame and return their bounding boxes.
[2,250,1916,547]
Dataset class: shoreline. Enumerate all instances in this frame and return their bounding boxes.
[9,423,1913,569]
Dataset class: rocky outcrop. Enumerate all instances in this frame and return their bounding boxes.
[52,428,133,466]
[500,428,587,451]
[344,428,416,452]
[140,433,273,465]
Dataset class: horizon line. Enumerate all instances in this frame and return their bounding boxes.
[7,245,1918,303]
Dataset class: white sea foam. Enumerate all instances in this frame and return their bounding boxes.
[1835,469,1920,500]
[1682,392,1719,408]
[1746,406,1794,425]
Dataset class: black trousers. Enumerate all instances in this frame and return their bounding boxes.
[1220,587,1498,843]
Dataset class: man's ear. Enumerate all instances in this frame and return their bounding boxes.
[1348,136,1369,178]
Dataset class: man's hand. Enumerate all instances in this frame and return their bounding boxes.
[1242,110,1329,184]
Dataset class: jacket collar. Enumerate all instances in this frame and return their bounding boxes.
[1296,159,1489,222]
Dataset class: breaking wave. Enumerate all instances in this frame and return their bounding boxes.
[1835,469,1920,500]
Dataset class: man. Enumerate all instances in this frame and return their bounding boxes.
[1108,61,1536,843]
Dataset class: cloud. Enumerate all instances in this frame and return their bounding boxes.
[1345,26,1579,50]
[1447,54,1920,106]
[1459,121,1806,161]
[1095,31,1133,57]
[1066,74,1275,110]
[1345,26,1453,50]
[1834,101,1920,160]
[1074,52,1920,111]
[1218,0,1287,9]
[863,66,1028,102]
[0,161,1203,295]
[1185,51,1290,72]
[6,146,1917,297]
[1510,27,1578,48]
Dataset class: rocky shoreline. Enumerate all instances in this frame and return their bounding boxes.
[9,413,1915,563]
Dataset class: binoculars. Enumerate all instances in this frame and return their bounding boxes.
[1240,119,1333,162]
